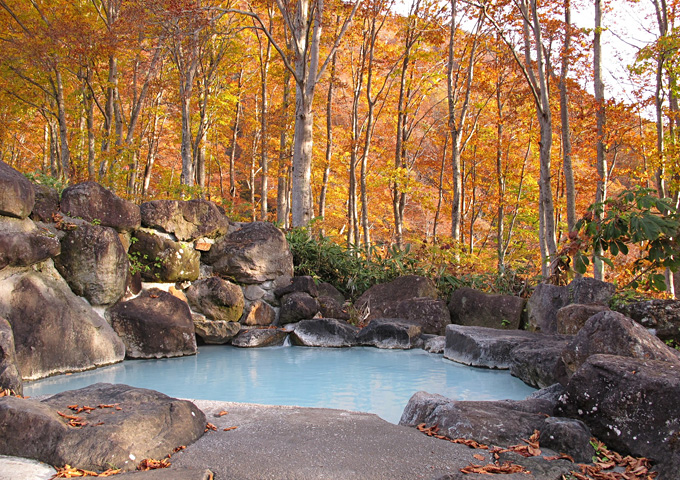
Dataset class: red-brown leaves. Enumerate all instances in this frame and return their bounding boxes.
[223,426,238,431]
[205,422,217,432]
[0,388,24,398]
[215,410,229,417]
[461,462,530,475]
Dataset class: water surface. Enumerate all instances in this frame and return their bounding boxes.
[25,345,536,423]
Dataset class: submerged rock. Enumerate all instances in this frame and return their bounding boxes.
[231,328,288,348]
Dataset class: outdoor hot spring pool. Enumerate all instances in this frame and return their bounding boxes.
[24,345,536,424]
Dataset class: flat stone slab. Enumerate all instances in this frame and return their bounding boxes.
[171,400,491,479]
[0,455,55,480]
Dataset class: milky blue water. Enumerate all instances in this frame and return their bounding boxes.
[24,345,535,423]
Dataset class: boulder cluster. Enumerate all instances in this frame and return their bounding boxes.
[1,159,680,477]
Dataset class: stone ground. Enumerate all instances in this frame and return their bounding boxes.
[0,401,493,480]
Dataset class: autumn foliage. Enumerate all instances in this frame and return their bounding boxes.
[0,0,678,288]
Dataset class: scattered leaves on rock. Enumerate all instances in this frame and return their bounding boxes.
[51,465,120,478]
[205,422,217,432]
[223,426,238,431]
[137,458,171,470]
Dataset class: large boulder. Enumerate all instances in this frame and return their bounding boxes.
[140,199,230,241]
[129,229,200,282]
[0,161,34,219]
[354,275,438,321]
[556,303,610,335]
[278,292,319,325]
[0,231,60,271]
[525,284,569,334]
[231,328,288,348]
[556,355,680,478]
[29,183,60,223]
[401,392,556,449]
[510,338,571,389]
[203,222,293,284]
[384,298,451,335]
[617,299,680,344]
[0,317,22,395]
[107,288,197,359]
[444,324,569,369]
[274,275,318,298]
[0,383,206,472]
[526,278,615,333]
[560,310,680,377]
[357,318,422,349]
[291,318,359,347]
[0,265,125,380]
[54,224,128,305]
[185,277,244,322]
[448,287,525,330]
[60,182,140,232]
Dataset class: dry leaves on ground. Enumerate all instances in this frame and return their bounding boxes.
[51,465,120,478]
[566,440,658,480]
[205,422,217,432]
[137,458,171,470]
[0,388,24,398]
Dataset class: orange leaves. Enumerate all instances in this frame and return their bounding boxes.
[0,388,24,398]
[68,405,96,414]
[223,426,238,431]
[57,403,123,428]
[215,410,229,417]
[51,465,121,478]
[417,423,491,449]
[57,411,87,428]
[205,422,218,432]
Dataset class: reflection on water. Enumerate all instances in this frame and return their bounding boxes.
[25,345,536,423]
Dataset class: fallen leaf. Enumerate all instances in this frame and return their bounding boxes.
[215,410,229,417]
[137,458,171,471]
[223,426,238,431]
[173,445,186,453]
[205,422,217,432]
[473,453,485,461]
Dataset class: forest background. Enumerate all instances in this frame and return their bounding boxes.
[0,0,678,297]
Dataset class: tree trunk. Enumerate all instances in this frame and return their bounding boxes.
[560,0,576,232]
[53,67,70,182]
[593,0,607,280]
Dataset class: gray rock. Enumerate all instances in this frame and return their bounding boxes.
[186,277,244,322]
[526,284,569,333]
[241,300,276,326]
[567,277,615,306]
[399,391,553,448]
[317,295,350,321]
[243,284,266,301]
[129,229,200,282]
[510,336,572,388]
[231,328,288,348]
[448,287,526,330]
[0,231,60,271]
[317,282,345,304]
[278,292,319,325]
[539,417,594,463]
[423,335,446,353]
[527,278,615,334]
[0,266,125,380]
[291,318,359,347]
[526,383,565,405]
[203,222,294,284]
[444,324,567,370]
[357,318,422,349]
[108,288,197,359]
[556,354,680,479]
[274,275,318,298]
[0,317,22,395]
[29,183,60,223]
[54,224,128,305]
[556,303,609,335]
[194,319,240,344]
[494,451,577,480]
[354,275,438,321]
[0,161,34,219]
[140,199,229,241]
[561,310,680,377]
[0,383,206,472]
[617,299,680,344]
[384,297,451,335]
[60,181,140,232]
